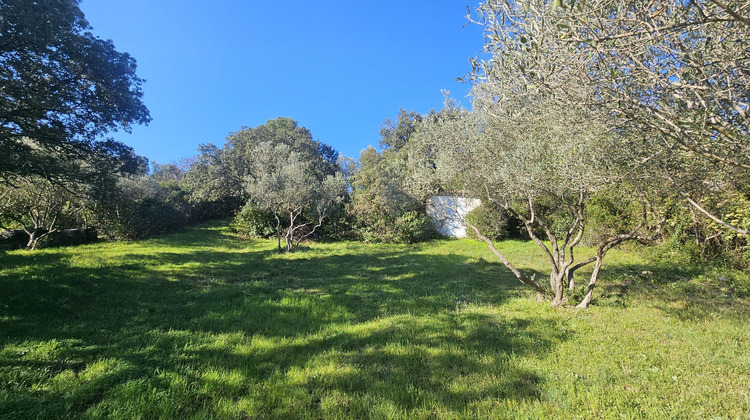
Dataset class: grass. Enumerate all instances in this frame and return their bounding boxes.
[1,220,748,418]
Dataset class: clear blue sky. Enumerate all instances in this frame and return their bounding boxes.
[79,1,484,164]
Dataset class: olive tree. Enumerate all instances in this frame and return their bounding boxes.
[0,176,84,250]
[468,0,749,235]
[245,141,346,252]
[407,91,661,307]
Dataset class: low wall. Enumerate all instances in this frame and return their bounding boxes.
[0,228,98,250]
[0,229,26,250]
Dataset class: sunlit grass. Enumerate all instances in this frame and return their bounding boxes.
[1,220,748,418]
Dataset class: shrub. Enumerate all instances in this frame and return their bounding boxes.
[232,203,277,239]
[92,177,192,240]
[352,210,436,244]
[465,203,523,241]
[394,211,437,243]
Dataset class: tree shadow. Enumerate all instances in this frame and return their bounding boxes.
[583,260,750,320]
[0,224,568,417]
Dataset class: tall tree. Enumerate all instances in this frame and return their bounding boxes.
[468,0,749,235]
[0,0,150,183]
[188,118,346,251]
[379,109,423,152]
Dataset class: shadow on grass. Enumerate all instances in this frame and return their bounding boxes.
[0,223,565,417]
[586,258,750,320]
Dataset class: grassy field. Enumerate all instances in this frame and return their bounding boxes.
[1,221,748,419]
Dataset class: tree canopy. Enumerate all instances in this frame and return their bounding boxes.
[468,0,749,235]
[0,0,150,183]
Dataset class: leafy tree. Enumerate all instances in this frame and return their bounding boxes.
[0,0,150,184]
[183,144,245,219]
[348,108,441,243]
[349,146,434,243]
[468,0,749,235]
[0,140,147,249]
[90,174,195,240]
[227,117,339,178]
[407,95,662,307]
[190,118,345,251]
[185,117,340,215]
[379,109,423,152]
[245,141,346,252]
[0,176,84,249]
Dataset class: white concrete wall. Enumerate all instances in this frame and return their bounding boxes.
[427,196,481,238]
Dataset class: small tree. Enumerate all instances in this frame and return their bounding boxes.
[245,142,346,252]
[407,95,660,307]
[0,176,83,249]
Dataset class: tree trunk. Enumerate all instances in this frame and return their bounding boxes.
[576,255,604,309]
[550,270,566,307]
[274,215,282,252]
[566,257,597,291]
[467,223,546,301]
[568,270,575,290]
[24,228,49,251]
[26,232,38,250]
[284,226,293,252]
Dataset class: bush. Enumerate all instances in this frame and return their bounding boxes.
[465,203,523,241]
[92,177,192,240]
[232,203,277,239]
[318,203,355,241]
[394,211,437,243]
[353,210,436,244]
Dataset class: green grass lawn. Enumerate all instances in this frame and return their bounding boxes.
[1,221,748,419]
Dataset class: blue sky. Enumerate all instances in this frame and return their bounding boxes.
[79,1,484,164]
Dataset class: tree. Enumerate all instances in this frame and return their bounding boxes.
[406,93,662,307]
[186,117,340,208]
[226,117,339,179]
[349,108,440,243]
[379,109,423,152]
[0,138,147,248]
[468,0,749,235]
[0,0,150,183]
[245,142,346,252]
[191,118,345,251]
[183,143,246,220]
[0,176,84,250]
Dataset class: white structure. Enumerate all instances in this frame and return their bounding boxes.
[427,195,481,238]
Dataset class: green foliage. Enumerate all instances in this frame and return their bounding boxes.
[317,196,356,241]
[354,211,437,244]
[0,0,150,182]
[379,109,423,151]
[394,211,437,244]
[0,222,748,418]
[244,140,347,251]
[0,176,88,249]
[349,144,435,244]
[183,143,244,208]
[93,177,191,240]
[465,202,524,241]
[583,190,649,245]
[232,203,277,239]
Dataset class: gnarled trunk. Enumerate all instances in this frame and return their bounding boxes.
[24,227,51,251]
